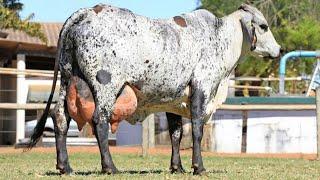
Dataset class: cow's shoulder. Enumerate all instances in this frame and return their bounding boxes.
[182,9,221,29]
[189,9,217,22]
[192,9,216,19]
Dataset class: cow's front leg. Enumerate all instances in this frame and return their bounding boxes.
[166,112,185,174]
[190,86,207,175]
[52,96,73,175]
[92,106,118,174]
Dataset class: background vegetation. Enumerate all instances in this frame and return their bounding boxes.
[200,0,320,94]
[1,0,319,94]
[0,0,46,42]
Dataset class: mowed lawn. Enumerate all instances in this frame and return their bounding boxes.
[1,147,320,179]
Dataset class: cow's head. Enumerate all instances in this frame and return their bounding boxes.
[239,4,281,58]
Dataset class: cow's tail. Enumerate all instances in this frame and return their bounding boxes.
[26,9,89,150]
[26,54,59,149]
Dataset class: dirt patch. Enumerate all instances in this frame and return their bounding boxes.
[0,146,317,160]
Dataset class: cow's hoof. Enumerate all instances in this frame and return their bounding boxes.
[192,164,206,175]
[57,165,73,175]
[102,167,119,175]
[170,164,186,174]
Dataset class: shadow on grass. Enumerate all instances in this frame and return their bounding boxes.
[121,170,163,174]
[44,169,163,176]
[44,169,227,176]
[207,169,228,174]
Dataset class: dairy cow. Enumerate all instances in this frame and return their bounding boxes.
[28,4,280,175]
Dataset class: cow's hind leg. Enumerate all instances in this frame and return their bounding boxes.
[51,81,73,174]
[89,86,118,174]
[92,105,118,174]
[77,51,120,174]
[166,112,185,173]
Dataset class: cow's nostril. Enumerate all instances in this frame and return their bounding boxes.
[280,48,285,54]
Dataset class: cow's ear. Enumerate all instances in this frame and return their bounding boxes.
[240,18,253,40]
[240,18,256,51]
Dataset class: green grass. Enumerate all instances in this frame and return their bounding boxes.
[1,151,320,179]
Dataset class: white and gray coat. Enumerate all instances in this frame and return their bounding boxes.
[28,4,280,175]
[60,5,246,122]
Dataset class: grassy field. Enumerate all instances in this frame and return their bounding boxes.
[1,148,320,179]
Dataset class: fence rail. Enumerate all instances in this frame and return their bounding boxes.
[0,103,315,111]
[229,85,272,91]
[0,67,306,82]
[0,103,54,110]
[0,67,59,78]
[230,76,308,81]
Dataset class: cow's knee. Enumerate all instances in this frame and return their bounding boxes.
[192,119,204,141]
[52,106,69,134]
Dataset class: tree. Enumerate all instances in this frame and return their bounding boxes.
[0,0,47,43]
[200,0,320,93]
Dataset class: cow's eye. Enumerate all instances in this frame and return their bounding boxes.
[259,24,268,32]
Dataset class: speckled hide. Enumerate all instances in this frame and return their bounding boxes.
[58,4,279,124]
[28,4,281,175]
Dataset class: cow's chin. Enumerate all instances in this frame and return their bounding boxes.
[262,55,278,59]
[257,51,279,59]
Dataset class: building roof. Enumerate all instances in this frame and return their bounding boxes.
[0,23,62,52]
[1,22,62,47]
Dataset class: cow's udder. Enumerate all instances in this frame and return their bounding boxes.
[66,76,137,133]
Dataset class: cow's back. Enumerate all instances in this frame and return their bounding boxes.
[69,5,207,97]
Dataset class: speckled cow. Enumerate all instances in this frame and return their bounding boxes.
[28,4,280,175]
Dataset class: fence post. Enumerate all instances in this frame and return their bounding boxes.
[16,54,26,144]
[148,114,155,148]
[241,110,248,153]
[142,114,155,157]
[316,87,320,160]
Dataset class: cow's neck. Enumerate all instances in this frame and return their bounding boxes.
[218,11,248,74]
[230,10,253,57]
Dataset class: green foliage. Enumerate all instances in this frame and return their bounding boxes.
[2,0,23,12]
[200,0,244,17]
[200,0,320,93]
[280,17,320,50]
[235,57,275,77]
[0,0,47,43]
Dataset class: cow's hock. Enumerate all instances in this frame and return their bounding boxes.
[66,76,137,133]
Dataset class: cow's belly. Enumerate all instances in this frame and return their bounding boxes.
[141,85,190,115]
[126,85,191,124]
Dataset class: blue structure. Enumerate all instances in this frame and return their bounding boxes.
[279,51,320,95]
